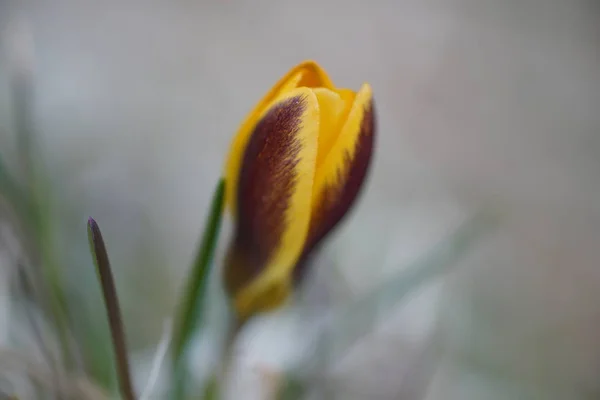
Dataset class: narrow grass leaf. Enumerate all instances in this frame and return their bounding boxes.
[314,208,500,372]
[277,376,307,400]
[87,218,136,400]
[171,179,226,398]
[201,375,220,400]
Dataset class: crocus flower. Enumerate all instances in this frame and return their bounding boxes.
[223,60,375,320]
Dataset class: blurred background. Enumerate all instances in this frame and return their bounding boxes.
[0,0,599,399]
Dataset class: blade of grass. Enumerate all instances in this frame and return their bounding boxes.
[87,218,136,400]
[35,184,74,369]
[276,377,307,400]
[0,347,111,400]
[332,209,497,359]
[171,179,225,399]
[4,18,74,369]
[294,208,500,388]
[139,320,172,400]
[4,87,75,370]
[0,161,77,375]
[0,158,33,226]
[201,375,220,400]
[4,17,35,184]
[11,60,34,186]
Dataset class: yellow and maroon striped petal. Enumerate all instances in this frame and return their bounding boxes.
[224,88,320,319]
[295,84,375,281]
[224,61,333,217]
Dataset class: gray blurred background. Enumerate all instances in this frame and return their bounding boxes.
[1,0,599,399]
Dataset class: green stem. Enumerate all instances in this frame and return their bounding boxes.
[171,179,225,400]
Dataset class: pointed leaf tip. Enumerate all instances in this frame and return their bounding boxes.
[87,217,98,239]
[86,216,136,400]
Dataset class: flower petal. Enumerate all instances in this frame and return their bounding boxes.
[224,88,320,318]
[224,61,333,216]
[295,83,375,281]
[313,88,348,168]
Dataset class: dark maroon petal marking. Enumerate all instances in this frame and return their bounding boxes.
[224,95,308,296]
[293,100,376,284]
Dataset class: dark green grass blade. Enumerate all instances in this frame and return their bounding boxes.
[87,218,135,400]
[171,179,225,398]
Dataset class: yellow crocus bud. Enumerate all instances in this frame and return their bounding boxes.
[223,60,375,320]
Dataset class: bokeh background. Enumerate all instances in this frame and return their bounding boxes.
[0,0,599,399]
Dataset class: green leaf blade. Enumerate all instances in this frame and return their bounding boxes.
[171,179,226,398]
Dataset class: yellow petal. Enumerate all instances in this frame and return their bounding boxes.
[312,88,348,169]
[224,61,333,216]
[224,87,320,319]
[300,83,375,270]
